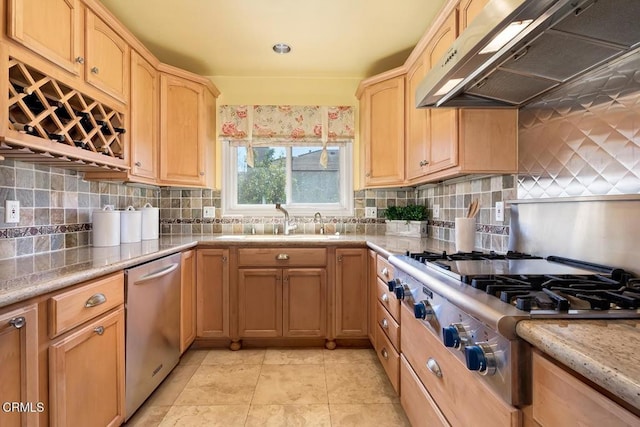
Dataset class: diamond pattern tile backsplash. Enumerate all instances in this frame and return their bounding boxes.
[518,51,640,198]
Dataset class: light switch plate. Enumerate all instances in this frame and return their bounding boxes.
[365,207,377,218]
[495,201,504,222]
[203,206,216,218]
[5,200,20,223]
[433,204,440,219]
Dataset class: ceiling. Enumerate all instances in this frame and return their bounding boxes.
[99,0,446,78]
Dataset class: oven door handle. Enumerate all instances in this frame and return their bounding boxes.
[426,358,442,378]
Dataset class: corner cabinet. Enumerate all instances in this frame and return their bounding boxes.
[357,70,405,188]
[159,66,218,187]
[0,303,39,427]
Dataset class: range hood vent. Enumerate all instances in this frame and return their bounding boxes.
[417,0,640,108]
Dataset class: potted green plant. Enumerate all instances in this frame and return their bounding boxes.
[384,204,428,237]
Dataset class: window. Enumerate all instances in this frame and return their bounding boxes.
[223,142,353,216]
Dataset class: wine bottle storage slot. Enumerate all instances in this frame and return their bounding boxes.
[6,57,126,161]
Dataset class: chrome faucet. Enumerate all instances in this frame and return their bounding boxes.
[275,203,297,235]
[314,212,325,234]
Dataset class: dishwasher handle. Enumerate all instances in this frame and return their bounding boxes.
[134,263,179,285]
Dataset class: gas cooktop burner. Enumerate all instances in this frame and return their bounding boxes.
[406,250,542,263]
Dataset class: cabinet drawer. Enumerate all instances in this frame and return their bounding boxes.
[376,255,394,282]
[377,302,400,350]
[400,304,519,427]
[400,355,450,427]
[532,351,640,427]
[237,248,327,267]
[376,277,400,322]
[49,272,124,338]
[375,325,400,394]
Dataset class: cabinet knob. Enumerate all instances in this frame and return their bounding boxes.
[381,267,389,277]
[381,293,389,303]
[426,358,442,378]
[85,293,107,308]
[200,171,205,176]
[9,316,26,329]
[276,253,290,260]
[75,56,85,64]
[365,172,371,177]
[381,348,389,360]
[381,318,389,329]
[94,326,105,335]
[91,66,99,74]
[134,161,142,167]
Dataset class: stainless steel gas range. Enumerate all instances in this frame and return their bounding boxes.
[388,250,640,410]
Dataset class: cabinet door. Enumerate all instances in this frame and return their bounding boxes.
[427,10,459,174]
[84,10,129,102]
[459,0,490,31]
[238,269,282,337]
[367,250,377,347]
[49,307,125,427]
[362,76,405,187]
[405,49,430,182]
[196,249,229,338]
[159,74,206,186]
[180,250,197,353]
[7,0,83,75]
[334,248,368,338]
[283,268,327,337]
[129,51,158,181]
[0,304,39,427]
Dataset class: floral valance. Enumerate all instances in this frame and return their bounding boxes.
[219,105,354,142]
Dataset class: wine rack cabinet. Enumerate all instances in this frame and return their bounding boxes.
[2,57,128,171]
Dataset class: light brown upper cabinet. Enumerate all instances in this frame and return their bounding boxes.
[459,0,490,31]
[404,46,430,182]
[8,1,129,103]
[159,66,218,188]
[7,0,83,76]
[357,70,405,188]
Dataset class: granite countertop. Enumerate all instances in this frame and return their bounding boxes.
[0,233,454,309]
[517,319,640,411]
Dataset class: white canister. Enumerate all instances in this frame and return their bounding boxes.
[141,202,159,240]
[92,206,120,247]
[120,206,142,243]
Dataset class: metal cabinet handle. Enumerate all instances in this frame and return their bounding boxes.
[75,56,85,64]
[199,171,205,176]
[134,161,142,167]
[426,358,442,378]
[9,316,26,329]
[381,267,388,277]
[276,253,290,260]
[381,318,388,329]
[365,172,371,177]
[91,66,99,74]
[381,293,389,303]
[94,326,105,335]
[381,348,389,360]
[85,293,106,308]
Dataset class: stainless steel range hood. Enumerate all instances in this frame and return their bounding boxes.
[417,0,640,108]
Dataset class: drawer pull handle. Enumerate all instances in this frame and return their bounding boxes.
[85,293,107,308]
[276,254,290,260]
[94,326,105,335]
[381,348,389,360]
[381,293,389,303]
[9,317,26,329]
[381,318,389,329]
[381,267,389,277]
[426,358,442,378]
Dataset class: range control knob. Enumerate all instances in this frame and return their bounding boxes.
[464,342,497,376]
[414,300,435,321]
[386,278,400,292]
[442,323,468,349]
[394,285,405,300]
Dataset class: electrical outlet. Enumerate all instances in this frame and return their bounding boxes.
[203,206,216,218]
[5,200,20,223]
[433,204,440,219]
[495,201,504,222]
[365,207,377,218]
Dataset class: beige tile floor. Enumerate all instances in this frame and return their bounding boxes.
[124,347,411,427]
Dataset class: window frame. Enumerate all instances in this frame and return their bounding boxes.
[222,141,354,216]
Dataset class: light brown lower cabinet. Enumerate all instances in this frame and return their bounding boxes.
[400,355,450,427]
[49,307,125,427]
[334,248,368,338]
[237,268,327,338]
[0,303,39,427]
[196,249,230,338]
[180,249,197,353]
[532,350,640,427]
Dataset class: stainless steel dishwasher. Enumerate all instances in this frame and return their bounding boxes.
[124,252,181,420]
